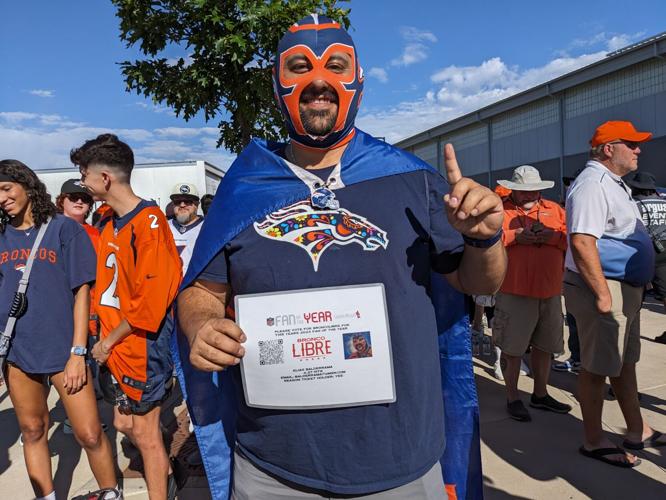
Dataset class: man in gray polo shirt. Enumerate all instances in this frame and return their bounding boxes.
[564,121,664,468]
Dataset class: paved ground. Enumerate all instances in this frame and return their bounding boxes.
[1,297,664,499]
[477,295,666,499]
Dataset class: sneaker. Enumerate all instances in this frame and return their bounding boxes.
[492,361,504,381]
[71,487,123,499]
[552,358,581,373]
[529,393,572,414]
[654,332,666,344]
[519,359,531,376]
[507,400,531,422]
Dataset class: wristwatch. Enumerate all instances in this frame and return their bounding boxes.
[71,346,88,356]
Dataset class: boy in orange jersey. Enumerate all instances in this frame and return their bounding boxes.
[71,134,182,500]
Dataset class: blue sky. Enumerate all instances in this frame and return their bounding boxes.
[1,0,665,170]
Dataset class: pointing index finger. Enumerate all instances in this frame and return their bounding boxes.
[444,143,462,185]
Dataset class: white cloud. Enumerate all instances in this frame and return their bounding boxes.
[115,128,154,142]
[400,26,437,44]
[358,49,607,144]
[390,26,437,67]
[166,54,194,67]
[135,101,171,114]
[0,111,40,123]
[430,52,604,100]
[137,139,194,158]
[391,43,430,67]
[0,112,234,171]
[28,89,55,98]
[606,33,644,51]
[569,31,645,53]
[368,67,388,83]
[155,127,219,138]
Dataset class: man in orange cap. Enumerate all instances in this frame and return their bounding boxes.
[564,121,663,468]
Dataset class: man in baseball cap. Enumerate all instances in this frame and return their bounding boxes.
[168,183,204,273]
[564,121,661,468]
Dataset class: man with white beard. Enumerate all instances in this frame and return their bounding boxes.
[168,183,204,273]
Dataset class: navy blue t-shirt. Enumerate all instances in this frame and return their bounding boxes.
[1,215,96,374]
[199,169,464,494]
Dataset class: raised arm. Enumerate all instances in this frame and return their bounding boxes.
[441,144,507,295]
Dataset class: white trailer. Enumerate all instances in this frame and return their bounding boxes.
[36,160,224,212]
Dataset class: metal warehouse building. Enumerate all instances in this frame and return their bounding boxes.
[395,32,666,200]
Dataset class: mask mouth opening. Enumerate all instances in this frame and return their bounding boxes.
[299,83,341,140]
[299,84,339,106]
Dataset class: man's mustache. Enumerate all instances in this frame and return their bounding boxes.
[300,86,338,103]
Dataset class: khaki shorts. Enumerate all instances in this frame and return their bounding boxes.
[563,270,642,377]
[492,293,564,357]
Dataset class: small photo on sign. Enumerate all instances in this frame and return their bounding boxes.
[343,332,373,359]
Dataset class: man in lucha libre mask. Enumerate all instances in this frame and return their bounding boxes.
[176,14,505,499]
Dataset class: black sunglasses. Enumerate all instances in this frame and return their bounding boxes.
[172,198,197,206]
[67,193,92,203]
[607,140,640,150]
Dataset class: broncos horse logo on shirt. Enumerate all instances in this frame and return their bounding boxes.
[253,200,388,271]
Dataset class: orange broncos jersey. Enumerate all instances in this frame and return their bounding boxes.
[95,202,182,401]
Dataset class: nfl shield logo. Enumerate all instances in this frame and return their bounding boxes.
[266,317,275,326]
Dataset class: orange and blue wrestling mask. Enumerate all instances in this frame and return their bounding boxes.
[273,14,364,150]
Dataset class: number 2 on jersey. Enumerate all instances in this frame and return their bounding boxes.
[100,252,120,309]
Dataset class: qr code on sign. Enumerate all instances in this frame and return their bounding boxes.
[258,339,284,365]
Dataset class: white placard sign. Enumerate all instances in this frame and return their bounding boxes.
[235,283,395,409]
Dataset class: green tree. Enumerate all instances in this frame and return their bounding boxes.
[113,0,351,153]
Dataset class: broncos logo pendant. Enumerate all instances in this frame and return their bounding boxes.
[253,200,389,271]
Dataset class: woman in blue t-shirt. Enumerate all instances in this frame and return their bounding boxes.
[0,160,118,499]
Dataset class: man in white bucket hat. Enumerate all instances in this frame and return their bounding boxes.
[493,165,571,422]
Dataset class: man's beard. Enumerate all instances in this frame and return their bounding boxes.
[176,212,194,225]
[299,85,339,137]
[300,108,337,137]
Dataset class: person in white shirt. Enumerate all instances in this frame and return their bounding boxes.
[168,183,204,273]
[564,120,663,469]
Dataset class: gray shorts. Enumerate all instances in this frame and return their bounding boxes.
[231,448,446,499]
